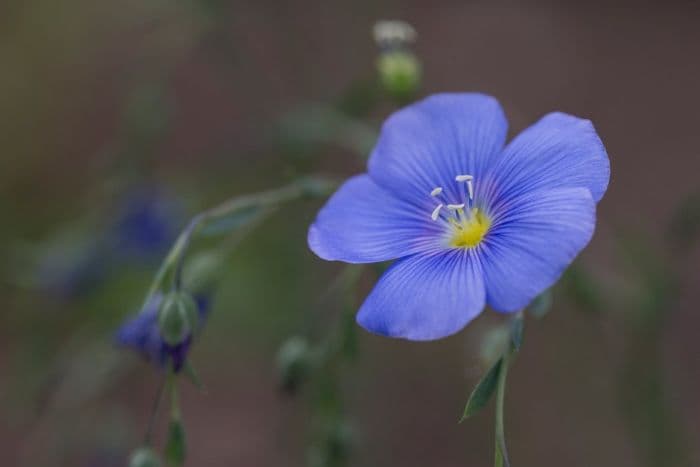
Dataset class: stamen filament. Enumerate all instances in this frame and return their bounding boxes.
[431,204,444,221]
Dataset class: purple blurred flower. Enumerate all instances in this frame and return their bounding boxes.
[37,187,181,299]
[308,93,610,340]
[109,186,181,260]
[115,293,211,371]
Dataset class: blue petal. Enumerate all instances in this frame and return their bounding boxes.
[356,251,485,341]
[481,187,596,312]
[368,93,508,206]
[115,293,212,370]
[115,295,167,366]
[308,175,443,263]
[485,112,609,207]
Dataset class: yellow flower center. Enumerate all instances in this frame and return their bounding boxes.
[428,174,491,249]
[448,208,491,248]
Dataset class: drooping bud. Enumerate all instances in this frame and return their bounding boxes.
[128,447,162,467]
[181,252,223,295]
[157,291,199,346]
[276,336,312,394]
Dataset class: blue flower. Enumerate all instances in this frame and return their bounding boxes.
[35,187,181,300]
[308,93,610,340]
[115,293,211,371]
[110,187,181,260]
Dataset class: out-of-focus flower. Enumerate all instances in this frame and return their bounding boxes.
[373,20,417,50]
[308,93,610,340]
[109,187,181,260]
[34,186,181,299]
[115,293,211,371]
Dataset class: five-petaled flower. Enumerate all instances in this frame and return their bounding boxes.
[308,93,610,340]
[115,293,211,371]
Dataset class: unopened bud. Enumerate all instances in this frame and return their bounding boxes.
[377,51,421,101]
[479,325,511,368]
[129,447,162,467]
[276,336,312,394]
[158,291,199,346]
[182,252,223,294]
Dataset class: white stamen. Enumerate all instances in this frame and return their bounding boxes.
[446,203,465,210]
[455,174,473,182]
[430,187,443,197]
[431,204,443,221]
[466,180,474,200]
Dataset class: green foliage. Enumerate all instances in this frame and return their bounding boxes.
[276,336,313,394]
[165,418,187,467]
[460,358,503,422]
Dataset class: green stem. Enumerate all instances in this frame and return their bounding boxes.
[494,353,511,467]
[143,375,168,445]
[169,371,180,419]
[139,176,338,306]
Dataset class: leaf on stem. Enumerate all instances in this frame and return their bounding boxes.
[459,357,503,422]
[198,204,266,237]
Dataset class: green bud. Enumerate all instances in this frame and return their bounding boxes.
[158,291,199,346]
[182,252,223,294]
[479,325,511,368]
[276,336,312,394]
[129,447,162,467]
[377,51,421,100]
[325,420,354,462]
[528,289,553,319]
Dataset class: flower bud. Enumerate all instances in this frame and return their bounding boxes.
[158,291,199,346]
[128,447,162,467]
[377,51,421,101]
[276,336,312,394]
[479,325,511,369]
[182,252,223,295]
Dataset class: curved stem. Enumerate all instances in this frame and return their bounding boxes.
[494,352,511,467]
[139,176,338,306]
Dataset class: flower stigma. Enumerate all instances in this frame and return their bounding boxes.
[429,174,491,249]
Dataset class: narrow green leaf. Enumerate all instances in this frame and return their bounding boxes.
[459,358,503,422]
[165,418,186,467]
[198,204,263,237]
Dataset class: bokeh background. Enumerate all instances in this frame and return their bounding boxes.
[1,1,699,466]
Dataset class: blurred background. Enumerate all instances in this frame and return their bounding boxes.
[1,0,699,466]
